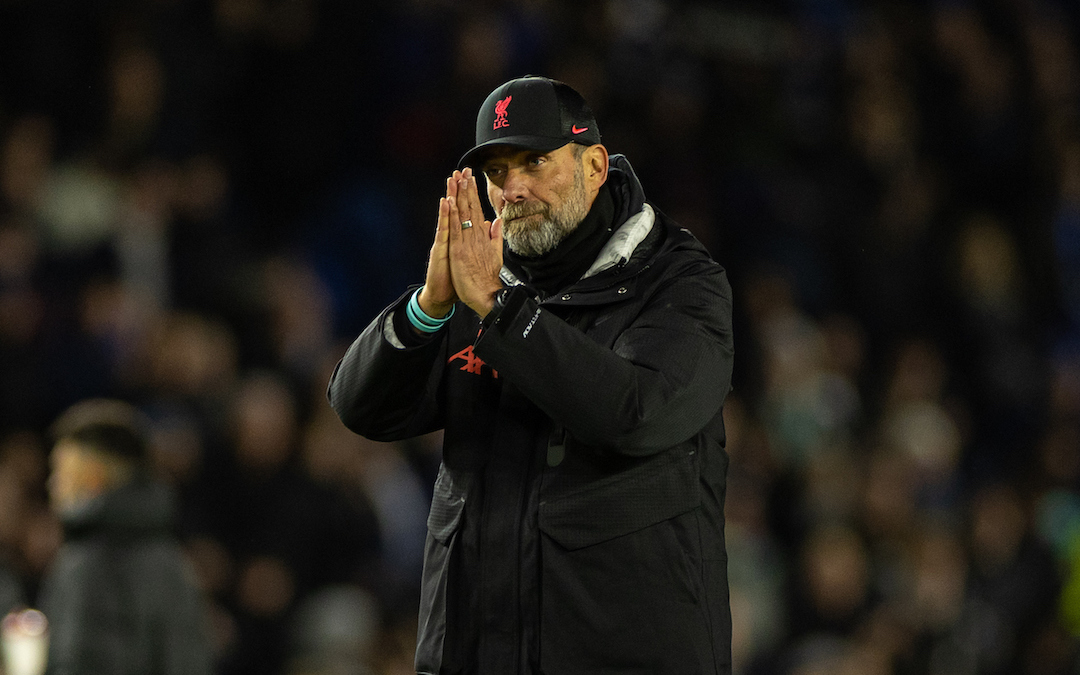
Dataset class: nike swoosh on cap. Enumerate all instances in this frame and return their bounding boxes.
[572,125,589,134]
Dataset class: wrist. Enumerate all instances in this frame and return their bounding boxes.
[480,284,529,331]
[417,288,454,319]
[473,283,505,319]
[407,288,455,334]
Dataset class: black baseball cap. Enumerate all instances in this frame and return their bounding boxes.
[458,76,602,169]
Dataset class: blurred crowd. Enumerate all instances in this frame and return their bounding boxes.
[0,0,1078,673]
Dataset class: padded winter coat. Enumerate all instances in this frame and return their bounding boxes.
[329,156,735,674]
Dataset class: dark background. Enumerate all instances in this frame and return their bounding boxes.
[0,1,1078,673]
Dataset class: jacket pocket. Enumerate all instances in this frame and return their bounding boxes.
[426,464,468,545]
[538,447,699,550]
[416,464,471,674]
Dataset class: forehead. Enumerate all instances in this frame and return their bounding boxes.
[51,439,90,465]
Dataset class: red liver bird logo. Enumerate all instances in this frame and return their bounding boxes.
[493,95,512,130]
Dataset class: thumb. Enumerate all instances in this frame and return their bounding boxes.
[490,217,503,243]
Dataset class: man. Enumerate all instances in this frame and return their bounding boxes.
[39,399,213,675]
[329,76,734,674]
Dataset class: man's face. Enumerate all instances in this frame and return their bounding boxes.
[48,441,100,514]
[481,143,591,258]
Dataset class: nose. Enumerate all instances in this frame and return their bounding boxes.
[500,167,531,203]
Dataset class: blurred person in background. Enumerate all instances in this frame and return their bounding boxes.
[38,398,213,675]
[190,371,380,675]
[329,76,735,674]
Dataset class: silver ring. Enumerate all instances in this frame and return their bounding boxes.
[461,220,473,229]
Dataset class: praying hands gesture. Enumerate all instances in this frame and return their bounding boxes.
[417,168,504,320]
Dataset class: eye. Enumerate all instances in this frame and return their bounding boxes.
[484,166,505,179]
[527,154,546,168]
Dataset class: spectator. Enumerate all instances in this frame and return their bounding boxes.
[38,398,213,675]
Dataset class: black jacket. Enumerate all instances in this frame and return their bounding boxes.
[329,156,735,674]
[39,479,213,675]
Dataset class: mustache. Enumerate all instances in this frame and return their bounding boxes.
[501,203,547,222]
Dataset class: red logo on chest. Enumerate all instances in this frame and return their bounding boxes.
[493,95,512,130]
[449,345,499,378]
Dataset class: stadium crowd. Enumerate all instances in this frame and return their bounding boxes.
[0,0,1078,673]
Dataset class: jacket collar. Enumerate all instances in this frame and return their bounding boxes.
[581,203,654,279]
[499,204,655,288]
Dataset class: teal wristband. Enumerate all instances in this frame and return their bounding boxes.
[406,289,454,333]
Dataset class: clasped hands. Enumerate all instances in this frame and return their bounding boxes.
[417,168,504,320]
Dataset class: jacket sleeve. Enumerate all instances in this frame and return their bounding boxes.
[327,291,449,441]
[474,262,734,456]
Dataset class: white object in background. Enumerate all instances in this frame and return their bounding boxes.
[1,608,48,675]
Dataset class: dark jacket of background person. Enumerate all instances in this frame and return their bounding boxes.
[329,156,736,674]
[39,478,213,675]
[38,401,213,675]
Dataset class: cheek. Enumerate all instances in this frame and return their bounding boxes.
[48,469,72,503]
[547,168,578,199]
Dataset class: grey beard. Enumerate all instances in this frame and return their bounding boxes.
[501,166,589,258]
[503,215,574,258]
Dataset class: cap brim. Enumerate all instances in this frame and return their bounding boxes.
[457,135,569,170]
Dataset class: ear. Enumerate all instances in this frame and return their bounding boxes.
[582,144,609,193]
